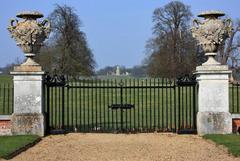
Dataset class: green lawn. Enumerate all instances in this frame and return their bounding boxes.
[0,135,40,159]
[203,134,240,157]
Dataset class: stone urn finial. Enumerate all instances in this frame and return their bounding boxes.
[8,11,51,66]
[191,10,232,65]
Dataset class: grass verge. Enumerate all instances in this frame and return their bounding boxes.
[203,134,240,157]
[0,135,40,159]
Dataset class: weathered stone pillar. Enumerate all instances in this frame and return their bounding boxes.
[191,11,233,135]
[8,11,50,136]
[11,66,45,136]
[195,65,232,135]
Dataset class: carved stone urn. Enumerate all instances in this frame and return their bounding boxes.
[8,11,50,66]
[191,11,232,65]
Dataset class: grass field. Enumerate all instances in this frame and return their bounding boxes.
[0,135,40,159]
[203,134,240,157]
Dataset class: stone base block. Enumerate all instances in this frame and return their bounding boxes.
[197,112,232,135]
[11,113,45,136]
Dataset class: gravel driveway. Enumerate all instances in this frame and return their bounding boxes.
[1,133,239,161]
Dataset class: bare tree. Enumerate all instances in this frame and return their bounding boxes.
[218,19,240,79]
[37,4,96,77]
[145,1,200,78]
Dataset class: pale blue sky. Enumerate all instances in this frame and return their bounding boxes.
[1,0,240,69]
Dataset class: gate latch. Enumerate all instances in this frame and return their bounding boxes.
[109,104,134,110]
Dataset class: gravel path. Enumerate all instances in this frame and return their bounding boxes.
[1,133,239,161]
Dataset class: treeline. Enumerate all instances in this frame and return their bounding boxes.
[35,5,96,77]
[145,1,240,78]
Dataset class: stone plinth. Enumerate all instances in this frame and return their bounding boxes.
[10,65,45,136]
[195,65,232,135]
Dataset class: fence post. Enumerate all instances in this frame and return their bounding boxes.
[195,65,232,135]
[10,66,45,136]
[191,10,233,135]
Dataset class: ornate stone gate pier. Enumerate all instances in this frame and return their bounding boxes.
[191,11,233,135]
[8,11,50,136]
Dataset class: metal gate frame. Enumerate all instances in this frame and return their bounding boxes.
[44,74,197,134]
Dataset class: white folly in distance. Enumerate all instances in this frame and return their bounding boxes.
[191,10,233,135]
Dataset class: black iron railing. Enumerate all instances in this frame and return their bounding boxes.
[0,83,13,115]
[44,75,198,133]
[230,83,240,113]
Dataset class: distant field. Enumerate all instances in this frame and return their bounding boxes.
[0,75,12,83]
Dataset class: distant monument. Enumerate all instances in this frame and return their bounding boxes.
[116,65,120,76]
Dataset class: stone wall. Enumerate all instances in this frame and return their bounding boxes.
[0,115,12,135]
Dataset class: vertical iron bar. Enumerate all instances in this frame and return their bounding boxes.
[150,79,152,130]
[153,79,156,130]
[158,78,160,130]
[91,79,94,130]
[95,79,98,131]
[193,85,196,129]
[189,86,192,128]
[12,85,14,113]
[79,80,82,131]
[165,78,168,131]
[141,80,144,130]
[62,85,65,130]
[186,86,188,128]
[115,79,118,130]
[66,83,69,131]
[133,79,136,131]
[130,79,132,130]
[74,81,77,130]
[99,79,102,130]
[120,80,123,131]
[3,84,5,114]
[174,80,177,132]
[182,86,184,129]
[161,78,164,129]
[137,79,140,130]
[111,80,114,130]
[0,84,2,114]
[231,83,235,112]
[55,86,57,128]
[145,79,148,130]
[170,80,172,131]
[103,80,106,131]
[7,83,10,114]
[71,81,74,131]
[88,79,90,131]
[58,86,61,129]
[178,85,180,130]
[237,85,239,113]
[107,79,110,130]
[46,83,50,132]
[125,79,127,130]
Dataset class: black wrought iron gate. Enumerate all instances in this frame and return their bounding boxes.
[44,75,197,133]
